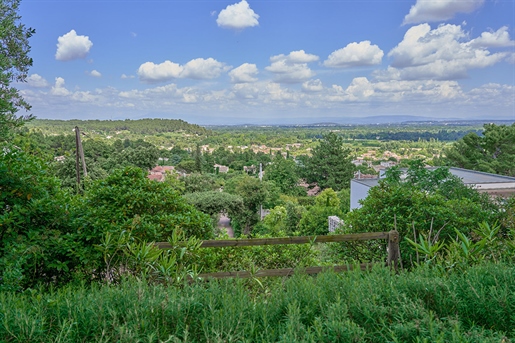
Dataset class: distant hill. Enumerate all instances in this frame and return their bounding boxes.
[27,118,210,135]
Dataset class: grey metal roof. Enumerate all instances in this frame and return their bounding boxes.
[351,167,515,188]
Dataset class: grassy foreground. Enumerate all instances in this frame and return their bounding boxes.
[1,263,514,343]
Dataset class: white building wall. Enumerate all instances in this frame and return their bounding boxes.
[350,180,372,210]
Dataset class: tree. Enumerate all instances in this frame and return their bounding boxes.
[441,123,515,176]
[224,174,269,235]
[344,161,496,263]
[298,188,343,236]
[264,154,303,195]
[303,132,355,191]
[0,0,35,141]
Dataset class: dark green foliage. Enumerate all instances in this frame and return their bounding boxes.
[344,161,496,263]
[183,191,244,227]
[1,263,513,342]
[264,154,305,195]
[0,0,35,141]
[442,123,515,176]
[0,144,80,288]
[77,167,213,243]
[303,132,355,191]
[181,172,220,193]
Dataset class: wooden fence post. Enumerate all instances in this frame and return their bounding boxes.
[387,230,400,271]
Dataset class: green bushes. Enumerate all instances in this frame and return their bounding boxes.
[1,263,513,342]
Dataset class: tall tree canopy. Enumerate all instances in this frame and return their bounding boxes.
[0,0,34,140]
[303,132,355,191]
[442,123,515,177]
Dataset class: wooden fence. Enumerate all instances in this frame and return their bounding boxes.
[156,230,401,279]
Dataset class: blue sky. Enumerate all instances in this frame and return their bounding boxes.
[17,0,515,124]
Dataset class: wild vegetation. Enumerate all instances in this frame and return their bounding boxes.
[2,1,515,341]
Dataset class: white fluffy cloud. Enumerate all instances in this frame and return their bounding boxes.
[138,60,183,82]
[55,30,93,61]
[51,77,71,96]
[403,0,484,25]
[26,74,49,88]
[324,41,384,68]
[217,0,259,30]
[89,70,102,77]
[468,26,515,48]
[181,58,228,79]
[302,79,323,92]
[138,58,227,82]
[266,50,319,83]
[385,24,509,80]
[229,63,259,83]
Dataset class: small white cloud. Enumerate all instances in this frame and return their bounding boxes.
[324,41,384,68]
[468,26,515,48]
[121,74,135,79]
[216,0,259,30]
[55,30,93,61]
[270,50,319,64]
[130,32,137,38]
[229,63,258,83]
[137,60,183,83]
[181,58,227,80]
[90,70,102,78]
[266,50,319,83]
[26,74,49,88]
[302,79,323,92]
[507,53,515,64]
[51,77,71,96]
[403,0,484,25]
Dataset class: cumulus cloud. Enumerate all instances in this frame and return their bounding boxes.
[89,70,102,78]
[468,26,515,48]
[26,74,49,88]
[217,0,259,30]
[385,24,508,80]
[266,50,319,83]
[181,58,228,79]
[138,60,183,83]
[51,77,71,96]
[324,41,384,68]
[55,30,93,61]
[229,63,259,83]
[302,79,323,92]
[138,58,227,82]
[403,0,484,25]
[121,74,135,79]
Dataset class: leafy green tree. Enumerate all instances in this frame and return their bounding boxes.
[76,167,213,244]
[181,173,221,193]
[264,154,303,195]
[0,0,35,141]
[442,123,515,176]
[344,161,496,263]
[183,191,244,228]
[224,174,269,235]
[303,132,355,191]
[0,145,80,288]
[298,188,344,236]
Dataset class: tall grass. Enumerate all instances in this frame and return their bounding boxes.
[1,263,513,342]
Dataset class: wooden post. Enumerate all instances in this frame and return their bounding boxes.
[75,126,81,188]
[387,230,400,271]
[75,126,87,192]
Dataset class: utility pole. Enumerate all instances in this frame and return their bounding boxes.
[259,162,263,220]
[75,126,87,190]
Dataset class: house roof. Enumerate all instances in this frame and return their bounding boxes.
[352,167,515,189]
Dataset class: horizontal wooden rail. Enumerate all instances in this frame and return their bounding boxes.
[195,263,377,279]
[156,231,389,249]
